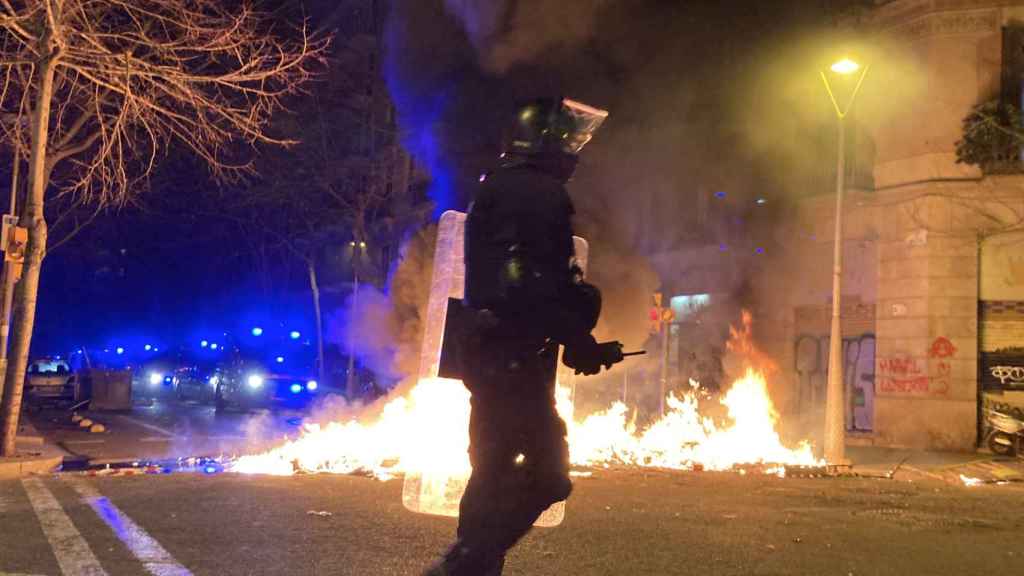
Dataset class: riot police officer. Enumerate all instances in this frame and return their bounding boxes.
[424,98,624,576]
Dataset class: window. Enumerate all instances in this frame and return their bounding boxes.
[1002,26,1024,108]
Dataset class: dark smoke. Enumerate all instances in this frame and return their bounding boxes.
[442,0,615,74]
[382,0,871,404]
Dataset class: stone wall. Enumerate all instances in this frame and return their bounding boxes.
[871,189,980,449]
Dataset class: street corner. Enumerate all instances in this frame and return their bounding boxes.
[0,450,64,479]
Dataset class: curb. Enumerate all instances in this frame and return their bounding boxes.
[0,453,64,479]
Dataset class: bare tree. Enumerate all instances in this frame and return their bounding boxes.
[0,0,328,455]
[237,128,409,397]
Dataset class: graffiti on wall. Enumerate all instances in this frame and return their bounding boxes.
[990,365,1024,386]
[978,300,1024,392]
[794,334,875,431]
[982,353,1024,391]
[878,356,930,394]
[876,337,955,396]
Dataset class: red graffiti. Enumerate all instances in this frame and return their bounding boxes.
[879,376,931,394]
[879,357,923,377]
[929,337,957,359]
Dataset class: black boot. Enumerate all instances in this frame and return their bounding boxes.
[422,543,504,576]
[422,543,470,576]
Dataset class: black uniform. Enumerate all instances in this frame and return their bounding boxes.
[425,98,620,576]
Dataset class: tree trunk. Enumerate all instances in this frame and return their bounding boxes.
[0,44,57,456]
[306,260,326,390]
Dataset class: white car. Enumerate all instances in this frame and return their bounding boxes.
[25,357,80,405]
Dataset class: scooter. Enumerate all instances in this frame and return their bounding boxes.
[983,408,1024,458]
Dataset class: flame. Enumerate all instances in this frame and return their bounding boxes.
[232,311,820,487]
[960,474,983,487]
[560,370,816,471]
[232,370,818,479]
[231,378,469,480]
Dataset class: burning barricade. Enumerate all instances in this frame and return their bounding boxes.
[231,212,822,525]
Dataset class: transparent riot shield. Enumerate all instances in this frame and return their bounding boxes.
[402,210,588,528]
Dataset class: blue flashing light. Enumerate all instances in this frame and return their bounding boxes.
[289,383,303,394]
[251,327,263,337]
[755,247,765,255]
[289,331,301,340]
[275,356,285,364]
[144,344,152,351]
[306,380,318,391]
[153,347,159,352]
[201,340,209,348]
[210,343,219,350]
[116,347,125,355]
[715,191,726,199]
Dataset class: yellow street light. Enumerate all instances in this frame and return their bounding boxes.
[819,55,869,467]
[830,58,860,75]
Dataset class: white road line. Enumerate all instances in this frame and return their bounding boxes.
[21,478,107,576]
[115,415,176,437]
[0,572,52,576]
[62,440,107,446]
[65,478,192,576]
[139,437,173,443]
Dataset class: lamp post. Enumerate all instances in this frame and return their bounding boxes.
[820,57,868,465]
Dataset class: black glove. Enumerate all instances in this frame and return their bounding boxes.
[563,340,624,376]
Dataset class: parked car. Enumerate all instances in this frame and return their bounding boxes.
[25,357,81,406]
[172,364,217,403]
[212,355,321,413]
[133,355,182,399]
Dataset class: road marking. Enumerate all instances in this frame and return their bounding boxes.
[21,478,107,576]
[66,478,192,576]
[62,440,107,446]
[0,572,52,576]
[139,437,173,443]
[115,415,175,438]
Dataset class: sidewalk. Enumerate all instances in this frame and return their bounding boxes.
[0,416,66,479]
[848,444,1024,484]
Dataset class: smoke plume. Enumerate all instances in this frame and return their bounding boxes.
[442,0,614,74]
[382,0,873,403]
[326,225,437,392]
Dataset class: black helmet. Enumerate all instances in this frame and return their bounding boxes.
[505,98,609,158]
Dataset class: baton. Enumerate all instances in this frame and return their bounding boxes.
[622,351,646,357]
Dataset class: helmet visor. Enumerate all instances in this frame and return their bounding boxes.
[561,99,609,154]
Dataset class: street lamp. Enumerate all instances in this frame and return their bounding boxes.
[819,57,869,465]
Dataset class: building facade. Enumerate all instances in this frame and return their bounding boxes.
[772,0,1024,451]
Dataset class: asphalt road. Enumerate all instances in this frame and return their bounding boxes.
[2,466,1024,576]
[27,395,309,464]
[9,397,1024,575]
